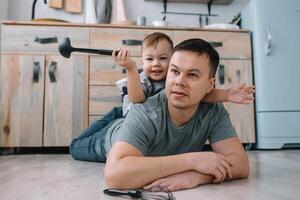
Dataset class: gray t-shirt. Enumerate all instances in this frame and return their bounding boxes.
[104,90,237,157]
[116,71,165,116]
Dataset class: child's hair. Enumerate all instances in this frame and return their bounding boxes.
[173,38,219,78]
[142,32,174,52]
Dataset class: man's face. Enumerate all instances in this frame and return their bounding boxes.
[141,39,172,81]
[165,51,215,110]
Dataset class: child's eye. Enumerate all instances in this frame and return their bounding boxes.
[160,57,168,60]
[145,58,153,61]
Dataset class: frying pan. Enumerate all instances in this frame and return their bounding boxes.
[58,37,116,58]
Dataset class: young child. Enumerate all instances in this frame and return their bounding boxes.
[69,32,254,162]
[112,32,254,116]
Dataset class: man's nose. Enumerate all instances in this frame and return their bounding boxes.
[175,74,186,87]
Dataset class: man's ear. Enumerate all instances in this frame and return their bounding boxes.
[207,77,216,93]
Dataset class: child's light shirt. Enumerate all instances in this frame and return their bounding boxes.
[116,71,165,116]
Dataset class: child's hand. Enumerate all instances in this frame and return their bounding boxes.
[227,83,255,104]
[112,48,137,71]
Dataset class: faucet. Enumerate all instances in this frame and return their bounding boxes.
[31,0,47,20]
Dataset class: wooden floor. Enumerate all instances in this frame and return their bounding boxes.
[0,150,299,200]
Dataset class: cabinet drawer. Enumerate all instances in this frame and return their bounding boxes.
[90,28,174,57]
[1,25,89,54]
[174,30,251,59]
[90,56,142,85]
[89,85,122,116]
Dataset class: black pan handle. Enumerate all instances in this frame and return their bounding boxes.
[73,48,116,56]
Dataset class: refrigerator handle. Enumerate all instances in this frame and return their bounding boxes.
[265,25,272,56]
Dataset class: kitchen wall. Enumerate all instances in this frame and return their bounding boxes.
[0,0,9,51]
[0,0,8,20]
[6,0,83,22]
[3,0,249,27]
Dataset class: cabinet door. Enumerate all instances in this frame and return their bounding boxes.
[0,55,44,147]
[43,55,89,146]
[216,60,255,143]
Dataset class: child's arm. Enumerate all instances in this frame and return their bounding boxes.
[112,49,145,103]
[203,83,255,104]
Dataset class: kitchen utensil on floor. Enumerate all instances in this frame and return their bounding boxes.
[64,0,82,13]
[103,188,175,200]
[49,0,63,9]
[58,37,117,58]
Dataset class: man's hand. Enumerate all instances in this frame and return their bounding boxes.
[112,48,137,71]
[143,171,209,191]
[191,152,232,183]
[227,83,255,104]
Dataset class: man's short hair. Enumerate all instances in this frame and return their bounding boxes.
[173,38,220,78]
[142,32,174,51]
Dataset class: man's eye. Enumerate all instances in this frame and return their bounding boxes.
[171,69,179,74]
[189,74,198,78]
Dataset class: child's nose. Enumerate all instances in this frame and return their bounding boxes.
[153,59,160,66]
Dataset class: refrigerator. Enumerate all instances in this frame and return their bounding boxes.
[241,0,300,149]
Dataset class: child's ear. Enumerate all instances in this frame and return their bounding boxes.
[207,77,216,93]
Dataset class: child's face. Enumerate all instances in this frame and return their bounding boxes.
[141,39,172,81]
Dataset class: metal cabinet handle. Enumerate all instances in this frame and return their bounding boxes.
[32,62,40,83]
[209,42,223,48]
[218,64,225,85]
[34,36,58,44]
[122,39,142,46]
[265,25,272,56]
[121,68,143,74]
[49,61,57,83]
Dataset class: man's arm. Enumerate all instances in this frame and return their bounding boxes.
[104,141,231,189]
[141,137,248,191]
[211,137,249,181]
[143,171,213,191]
[104,141,192,189]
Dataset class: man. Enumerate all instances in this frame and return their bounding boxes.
[103,38,249,191]
[70,38,249,191]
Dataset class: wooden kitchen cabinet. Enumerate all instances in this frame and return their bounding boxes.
[0,23,89,147]
[0,54,88,147]
[0,21,255,146]
[88,27,255,144]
